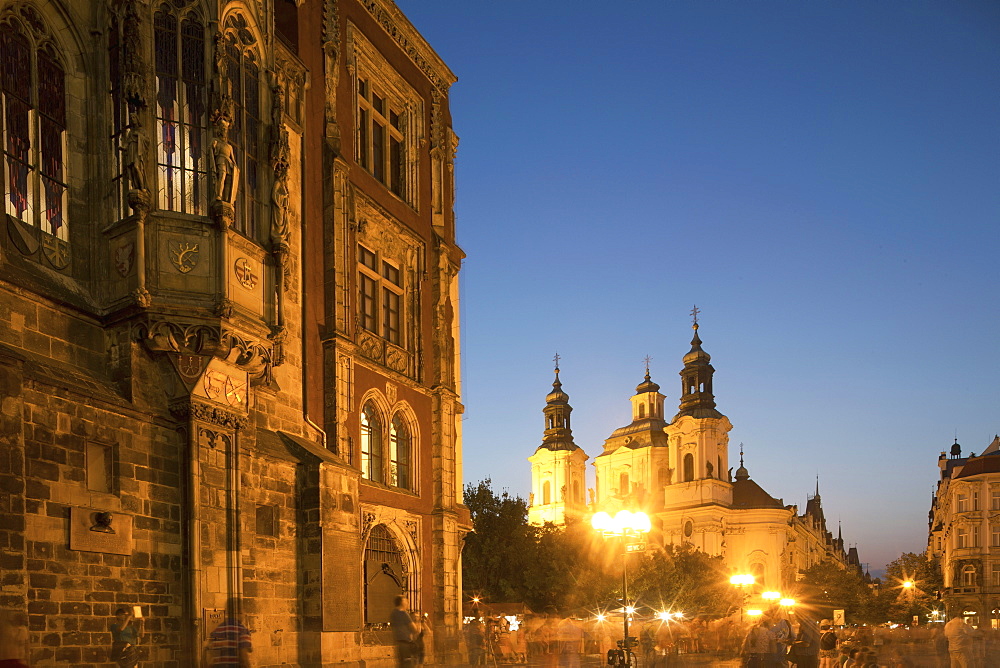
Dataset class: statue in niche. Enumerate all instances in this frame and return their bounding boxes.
[123,112,147,192]
[211,110,238,203]
[270,166,290,248]
[706,460,714,478]
[90,512,116,534]
[588,488,596,505]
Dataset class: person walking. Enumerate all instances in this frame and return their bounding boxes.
[741,617,776,668]
[110,607,143,668]
[390,596,418,668]
[788,615,820,668]
[944,615,973,668]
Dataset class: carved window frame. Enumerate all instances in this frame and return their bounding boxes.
[349,23,422,208]
[0,6,68,240]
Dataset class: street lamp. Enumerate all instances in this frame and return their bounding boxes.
[592,510,651,665]
[730,574,755,623]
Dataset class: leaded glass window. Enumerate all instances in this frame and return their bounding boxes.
[389,415,411,490]
[1,14,67,239]
[223,16,261,239]
[361,402,384,483]
[154,4,207,215]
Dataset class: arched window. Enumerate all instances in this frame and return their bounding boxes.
[389,414,411,490]
[360,402,383,483]
[962,565,976,587]
[222,14,262,238]
[683,453,695,482]
[154,3,207,215]
[364,524,411,624]
[542,480,551,505]
[1,10,67,239]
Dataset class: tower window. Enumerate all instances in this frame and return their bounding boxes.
[358,244,405,346]
[683,453,694,482]
[638,404,645,419]
[542,480,551,505]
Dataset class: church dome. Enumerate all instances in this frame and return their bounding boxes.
[546,377,568,405]
[683,329,711,365]
[635,371,660,394]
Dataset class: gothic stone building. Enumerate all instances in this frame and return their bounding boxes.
[0,0,468,665]
[528,324,861,595]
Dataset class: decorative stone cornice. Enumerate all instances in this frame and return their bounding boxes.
[357,0,456,92]
[136,319,274,383]
[170,399,249,430]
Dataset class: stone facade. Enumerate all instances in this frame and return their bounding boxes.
[0,0,468,665]
[528,324,861,596]
[928,436,1000,626]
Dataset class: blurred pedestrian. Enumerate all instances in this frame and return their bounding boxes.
[0,609,28,668]
[944,615,972,668]
[818,620,838,668]
[110,607,142,668]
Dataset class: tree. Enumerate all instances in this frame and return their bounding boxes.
[798,561,882,624]
[883,551,943,623]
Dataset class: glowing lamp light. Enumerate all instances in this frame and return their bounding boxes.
[762,591,781,601]
[592,510,651,536]
[779,598,795,608]
[902,580,915,589]
[673,612,684,619]
[747,609,763,617]
[656,611,671,621]
[625,606,636,615]
[596,614,606,622]
[730,574,755,587]
[591,512,613,533]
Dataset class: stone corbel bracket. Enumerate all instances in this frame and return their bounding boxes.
[137,319,274,385]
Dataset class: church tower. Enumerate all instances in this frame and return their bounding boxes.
[662,313,733,511]
[528,361,589,526]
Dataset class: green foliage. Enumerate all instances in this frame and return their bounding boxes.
[882,551,943,623]
[462,480,739,617]
[798,561,883,624]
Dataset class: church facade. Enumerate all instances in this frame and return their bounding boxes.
[528,324,860,592]
[0,0,467,666]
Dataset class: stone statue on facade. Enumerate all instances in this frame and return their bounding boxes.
[212,114,238,203]
[123,111,147,193]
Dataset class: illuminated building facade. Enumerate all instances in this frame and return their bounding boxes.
[0,0,468,665]
[928,436,1000,626]
[528,323,858,591]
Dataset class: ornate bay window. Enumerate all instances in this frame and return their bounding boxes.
[1,9,67,240]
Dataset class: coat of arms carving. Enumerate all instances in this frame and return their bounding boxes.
[169,240,200,273]
[114,242,135,277]
[234,257,258,289]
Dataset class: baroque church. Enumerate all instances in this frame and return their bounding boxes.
[528,321,862,591]
[0,0,467,666]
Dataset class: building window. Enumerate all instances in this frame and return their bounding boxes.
[992,490,1000,511]
[992,525,1000,548]
[658,467,669,489]
[389,414,411,490]
[542,480,551,505]
[573,479,581,503]
[360,401,384,483]
[683,453,695,482]
[358,244,404,345]
[957,527,969,548]
[957,494,969,512]
[962,565,977,587]
[222,15,262,238]
[619,472,629,496]
[356,76,406,198]
[992,564,1000,587]
[973,528,981,548]
[973,491,981,511]
[1,13,67,239]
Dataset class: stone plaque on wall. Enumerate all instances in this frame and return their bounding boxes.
[68,507,133,555]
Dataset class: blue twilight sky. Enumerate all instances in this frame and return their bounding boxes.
[395,1,1000,573]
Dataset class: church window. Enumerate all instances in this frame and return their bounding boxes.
[358,244,405,346]
[619,472,629,496]
[222,15,262,238]
[573,479,580,502]
[154,5,208,215]
[1,15,68,239]
[638,404,645,419]
[683,521,693,538]
[360,402,384,483]
[683,454,694,482]
[389,414,411,490]
[542,480,551,505]
[357,76,406,198]
[957,494,969,512]
[657,467,669,489]
[962,565,976,587]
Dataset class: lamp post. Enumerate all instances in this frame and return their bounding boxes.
[729,574,755,624]
[592,510,651,666]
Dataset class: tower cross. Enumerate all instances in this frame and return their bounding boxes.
[643,355,652,375]
[691,304,701,327]
[553,352,561,372]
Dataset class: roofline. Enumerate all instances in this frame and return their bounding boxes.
[361,0,458,88]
